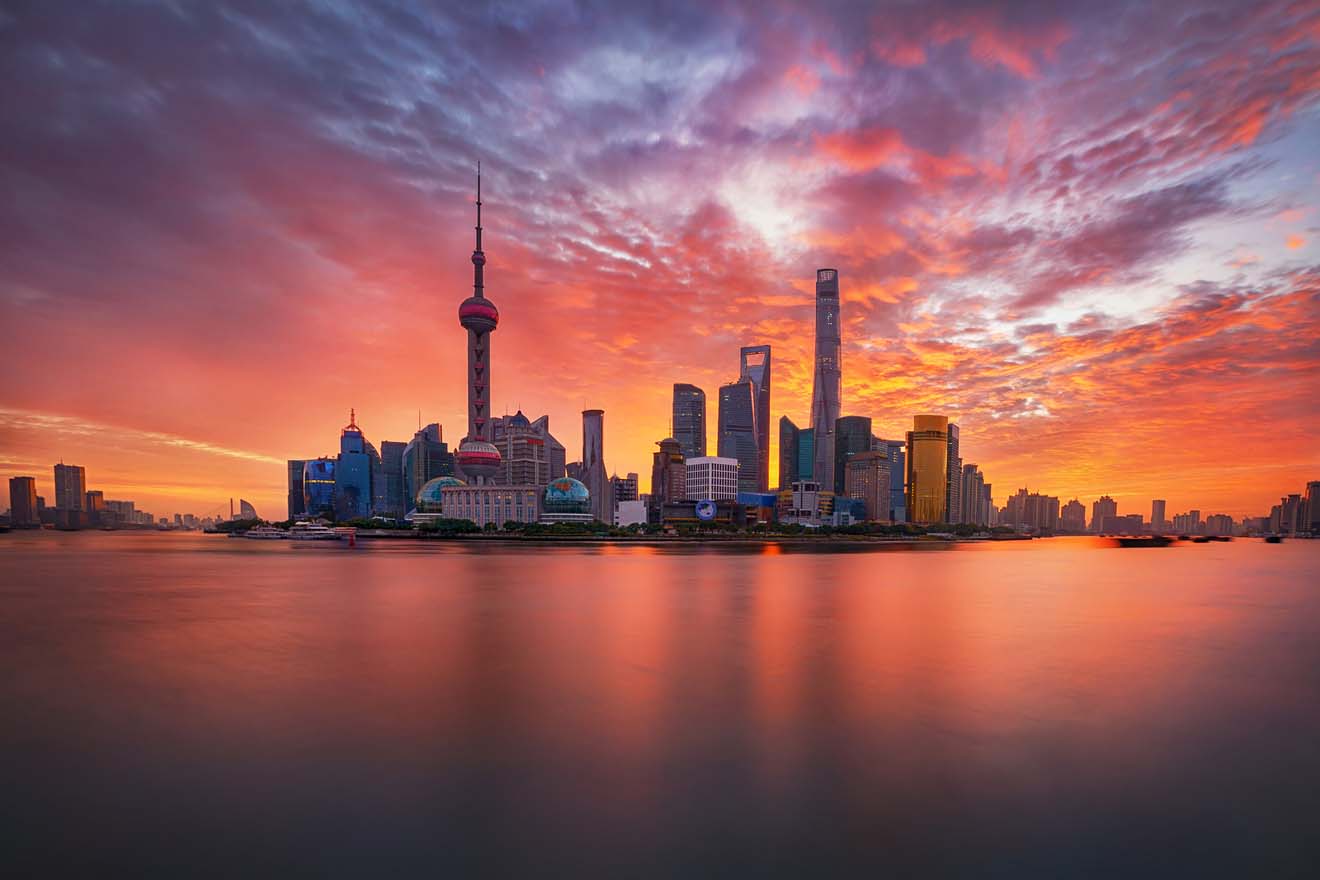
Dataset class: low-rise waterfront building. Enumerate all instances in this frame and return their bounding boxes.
[441,484,541,528]
[540,477,594,524]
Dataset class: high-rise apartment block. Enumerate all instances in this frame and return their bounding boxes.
[1061,499,1086,532]
[1151,499,1167,532]
[1090,496,1117,532]
[53,463,86,511]
[844,450,890,522]
[959,463,990,526]
[8,476,39,527]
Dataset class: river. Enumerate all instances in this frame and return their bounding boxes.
[2,532,1317,875]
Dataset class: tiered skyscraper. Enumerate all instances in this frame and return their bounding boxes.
[810,269,841,492]
[456,167,502,484]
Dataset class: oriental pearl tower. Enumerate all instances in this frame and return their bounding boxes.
[455,165,502,484]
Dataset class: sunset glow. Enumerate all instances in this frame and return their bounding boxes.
[2,1,1318,519]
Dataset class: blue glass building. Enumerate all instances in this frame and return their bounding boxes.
[334,411,376,521]
[302,458,336,517]
[718,379,760,493]
[797,428,815,482]
[403,423,453,512]
[879,438,907,523]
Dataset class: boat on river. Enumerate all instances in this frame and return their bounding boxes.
[1116,535,1173,548]
[288,522,341,541]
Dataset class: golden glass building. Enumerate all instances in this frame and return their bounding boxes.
[906,414,949,524]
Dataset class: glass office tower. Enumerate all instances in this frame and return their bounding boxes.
[906,414,949,524]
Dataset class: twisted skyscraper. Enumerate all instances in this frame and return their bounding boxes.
[456,166,502,484]
[809,268,841,492]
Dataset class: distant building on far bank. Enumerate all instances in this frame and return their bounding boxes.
[54,463,85,511]
[1151,499,1167,533]
[1090,495,1117,532]
[8,476,39,528]
[1061,499,1086,533]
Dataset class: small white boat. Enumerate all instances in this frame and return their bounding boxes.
[244,526,287,539]
[288,522,341,541]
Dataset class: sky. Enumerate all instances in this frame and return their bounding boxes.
[2,0,1319,521]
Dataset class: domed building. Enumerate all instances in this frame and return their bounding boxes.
[415,476,466,513]
[539,477,595,525]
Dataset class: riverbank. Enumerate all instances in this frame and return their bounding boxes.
[346,530,1037,546]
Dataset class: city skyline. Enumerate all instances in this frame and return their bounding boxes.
[3,2,1319,519]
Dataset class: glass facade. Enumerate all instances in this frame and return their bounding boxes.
[302,459,336,516]
[543,477,592,515]
[797,428,815,482]
[779,416,799,491]
[403,424,452,511]
[833,416,873,496]
[739,345,771,492]
[672,384,706,461]
[377,441,407,520]
[906,415,948,524]
[945,423,960,524]
[417,476,466,512]
[878,439,906,523]
[287,460,306,520]
[718,379,759,494]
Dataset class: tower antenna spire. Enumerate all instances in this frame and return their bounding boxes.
[471,161,485,299]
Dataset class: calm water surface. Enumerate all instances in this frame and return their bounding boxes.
[2,533,1318,876]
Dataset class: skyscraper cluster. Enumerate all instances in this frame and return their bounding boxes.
[16,173,1314,536]
[283,169,607,528]
[774,272,1000,528]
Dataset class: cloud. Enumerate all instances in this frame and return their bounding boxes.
[1,0,1319,517]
